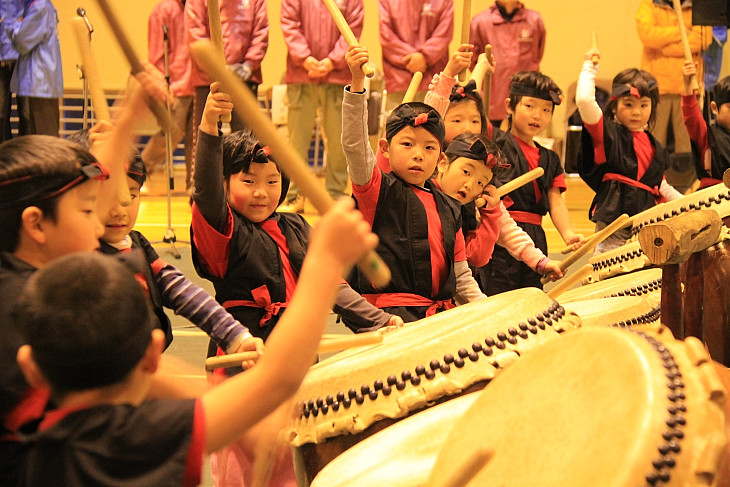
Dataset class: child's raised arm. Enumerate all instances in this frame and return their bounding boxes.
[682,60,698,96]
[200,197,378,453]
[575,47,602,126]
[443,44,473,79]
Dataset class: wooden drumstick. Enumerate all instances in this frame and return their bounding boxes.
[459,0,472,81]
[402,71,423,103]
[541,213,631,284]
[591,32,600,66]
[190,40,391,288]
[321,0,375,78]
[428,446,492,487]
[207,0,232,124]
[205,332,384,370]
[95,0,173,133]
[71,18,110,122]
[475,167,544,208]
[482,45,493,127]
[71,16,130,206]
[672,0,699,92]
[469,49,489,92]
[546,263,593,299]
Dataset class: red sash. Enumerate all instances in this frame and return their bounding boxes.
[507,210,543,225]
[222,285,288,326]
[602,173,666,204]
[363,293,455,317]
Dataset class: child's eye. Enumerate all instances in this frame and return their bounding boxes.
[243,178,254,184]
[462,169,470,176]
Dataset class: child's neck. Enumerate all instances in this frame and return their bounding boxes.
[58,370,149,410]
[510,129,536,147]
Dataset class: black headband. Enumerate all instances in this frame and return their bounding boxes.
[0,162,109,210]
[385,104,445,147]
[127,154,146,188]
[450,79,480,103]
[510,82,562,105]
[445,137,501,169]
[224,142,275,175]
[610,80,657,101]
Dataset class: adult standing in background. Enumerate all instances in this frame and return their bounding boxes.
[186,0,268,136]
[0,0,21,142]
[636,0,711,193]
[143,0,195,187]
[469,0,545,128]
[278,0,362,212]
[7,0,62,137]
[379,0,454,110]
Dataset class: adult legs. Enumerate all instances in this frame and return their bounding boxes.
[282,83,318,205]
[318,83,348,200]
[17,96,59,137]
[0,60,15,142]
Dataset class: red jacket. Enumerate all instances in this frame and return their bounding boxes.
[280,0,363,86]
[185,0,269,88]
[378,0,454,93]
[148,0,192,97]
[469,3,545,120]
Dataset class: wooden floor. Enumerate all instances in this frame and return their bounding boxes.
[137,167,597,252]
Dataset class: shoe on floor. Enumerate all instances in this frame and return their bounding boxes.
[278,195,305,213]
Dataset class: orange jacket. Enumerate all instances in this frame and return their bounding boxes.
[636,0,711,94]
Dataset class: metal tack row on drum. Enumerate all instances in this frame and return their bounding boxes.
[312,327,728,487]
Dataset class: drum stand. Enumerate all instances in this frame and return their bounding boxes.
[151,24,188,259]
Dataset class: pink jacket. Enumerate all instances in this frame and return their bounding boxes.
[185,0,269,88]
[148,0,192,97]
[469,3,545,121]
[379,0,454,93]
[280,0,362,85]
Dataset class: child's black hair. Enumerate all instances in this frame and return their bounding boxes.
[221,129,290,206]
[507,70,563,112]
[448,79,488,138]
[444,132,505,181]
[713,75,730,110]
[604,68,660,130]
[16,252,155,398]
[67,128,145,186]
[0,136,99,252]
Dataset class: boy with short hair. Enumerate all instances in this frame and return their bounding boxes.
[681,61,730,188]
[476,71,585,295]
[16,197,377,486]
[343,45,485,323]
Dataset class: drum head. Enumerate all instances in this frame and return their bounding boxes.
[311,393,479,487]
[428,327,727,487]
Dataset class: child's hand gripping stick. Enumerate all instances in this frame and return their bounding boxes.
[541,213,631,285]
[190,40,391,288]
[475,167,544,208]
[204,332,384,370]
[207,0,232,124]
[321,0,375,78]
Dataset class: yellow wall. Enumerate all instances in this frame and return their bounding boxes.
[53,0,720,134]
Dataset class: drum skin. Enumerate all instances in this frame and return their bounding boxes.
[428,327,727,487]
[310,394,479,487]
[559,268,662,305]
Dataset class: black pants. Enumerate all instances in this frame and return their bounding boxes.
[17,96,59,137]
[0,60,15,143]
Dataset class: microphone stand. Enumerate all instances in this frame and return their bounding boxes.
[77,7,93,128]
[152,24,188,259]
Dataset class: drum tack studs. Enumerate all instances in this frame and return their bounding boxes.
[395,379,406,390]
[332,402,340,411]
[528,326,538,334]
[355,394,365,404]
[508,327,519,336]
[387,375,397,386]
[368,390,378,400]
[518,322,528,331]
[342,397,351,408]
[374,379,384,390]
[415,365,426,376]
[482,346,493,356]
[518,331,528,339]
[468,351,479,362]
[401,370,412,381]
[527,317,537,326]
[453,356,465,368]
[321,404,329,414]
[507,336,518,345]
[537,322,546,330]
[543,318,552,327]
[495,341,506,349]
[497,332,507,341]
[337,391,345,402]
[348,388,357,399]
[440,363,451,374]
[316,397,324,408]
[472,342,483,352]
[326,394,334,405]
[430,359,441,370]
[485,337,496,347]
[382,385,392,396]
[361,384,371,395]
[424,369,436,379]
[458,348,469,359]
[410,376,421,386]
[443,354,454,364]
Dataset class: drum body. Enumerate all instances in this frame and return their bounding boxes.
[287,288,580,484]
[586,240,652,283]
[429,327,727,487]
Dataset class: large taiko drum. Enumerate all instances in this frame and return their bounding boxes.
[559,267,662,304]
[287,288,580,485]
[427,327,727,487]
[310,393,479,487]
[586,240,652,283]
[629,184,730,242]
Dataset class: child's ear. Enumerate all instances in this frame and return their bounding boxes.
[378,138,390,159]
[504,98,513,115]
[17,345,50,390]
[436,157,449,176]
[141,329,165,375]
[711,101,719,116]
[20,206,48,245]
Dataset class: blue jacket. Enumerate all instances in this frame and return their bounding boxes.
[7,0,62,97]
[0,0,22,61]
